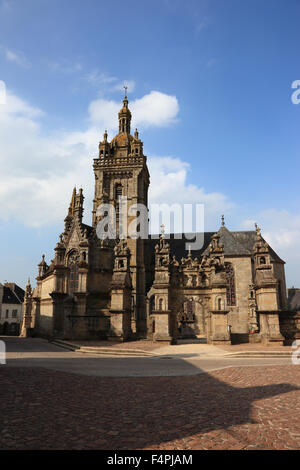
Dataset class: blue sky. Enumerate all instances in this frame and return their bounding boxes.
[0,0,300,288]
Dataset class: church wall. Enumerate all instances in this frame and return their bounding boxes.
[37,299,54,336]
[225,256,252,334]
[272,262,288,309]
[40,276,55,300]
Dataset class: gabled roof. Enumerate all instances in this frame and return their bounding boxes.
[203,226,252,257]
[2,284,24,304]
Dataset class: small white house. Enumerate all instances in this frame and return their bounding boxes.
[0,283,24,335]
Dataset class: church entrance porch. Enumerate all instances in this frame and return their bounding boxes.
[176,297,208,341]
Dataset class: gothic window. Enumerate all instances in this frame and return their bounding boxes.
[68,251,79,295]
[225,263,236,306]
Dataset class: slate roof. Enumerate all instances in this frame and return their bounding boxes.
[4,283,25,303]
[2,284,24,304]
[146,227,284,264]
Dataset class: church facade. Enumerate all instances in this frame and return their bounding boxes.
[21,96,291,345]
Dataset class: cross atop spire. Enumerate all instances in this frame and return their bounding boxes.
[221,214,225,227]
[123,85,128,98]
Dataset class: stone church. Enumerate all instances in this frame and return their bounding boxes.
[21,95,291,345]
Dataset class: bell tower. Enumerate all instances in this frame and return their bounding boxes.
[92,93,150,335]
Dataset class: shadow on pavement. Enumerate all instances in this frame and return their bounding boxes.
[0,337,299,450]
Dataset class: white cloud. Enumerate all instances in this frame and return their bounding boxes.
[148,156,233,232]
[82,71,135,95]
[47,60,82,74]
[82,70,117,85]
[2,47,30,68]
[131,91,179,128]
[87,91,179,131]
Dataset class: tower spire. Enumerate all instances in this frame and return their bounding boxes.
[118,93,131,134]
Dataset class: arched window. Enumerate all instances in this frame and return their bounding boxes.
[68,251,79,295]
[225,263,236,306]
[159,298,163,310]
[218,298,222,310]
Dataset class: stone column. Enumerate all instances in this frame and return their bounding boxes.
[152,309,176,344]
[108,240,133,342]
[50,292,68,338]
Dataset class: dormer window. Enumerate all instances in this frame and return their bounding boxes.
[260,257,266,265]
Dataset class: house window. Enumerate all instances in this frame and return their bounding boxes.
[225,263,236,306]
[260,256,266,265]
[12,310,18,318]
[5,309,9,318]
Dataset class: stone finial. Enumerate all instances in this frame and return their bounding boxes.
[255,223,261,238]
[221,214,225,226]
[103,130,108,142]
[25,278,32,298]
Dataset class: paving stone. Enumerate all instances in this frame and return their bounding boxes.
[0,365,300,450]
